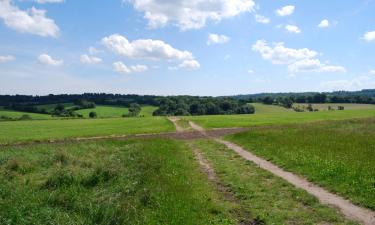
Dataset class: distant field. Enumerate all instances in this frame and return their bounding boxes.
[252,103,293,114]
[0,107,52,120]
[36,103,75,113]
[76,105,157,118]
[294,103,375,111]
[0,117,174,144]
[0,139,236,224]
[227,118,375,210]
[187,108,375,129]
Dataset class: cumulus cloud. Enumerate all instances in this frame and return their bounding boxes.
[0,55,15,63]
[207,33,230,45]
[113,61,148,74]
[0,0,59,37]
[252,40,345,73]
[102,34,194,61]
[128,0,255,30]
[38,54,63,66]
[35,0,64,3]
[320,76,370,91]
[362,31,375,42]
[255,14,270,24]
[275,5,295,16]
[80,54,102,64]
[285,24,301,34]
[178,59,200,70]
[318,19,330,28]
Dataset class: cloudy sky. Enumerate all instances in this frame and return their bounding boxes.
[0,0,374,96]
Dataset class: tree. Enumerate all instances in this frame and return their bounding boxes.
[236,104,255,114]
[128,103,141,117]
[262,96,274,105]
[89,111,97,118]
[55,103,65,112]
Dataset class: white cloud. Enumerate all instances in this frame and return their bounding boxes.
[362,31,375,42]
[320,76,370,91]
[0,0,59,37]
[369,70,375,75]
[80,54,102,64]
[207,33,230,45]
[255,14,270,24]
[88,47,99,55]
[318,19,330,28]
[35,0,64,3]
[113,61,148,74]
[38,54,63,66]
[178,59,200,70]
[102,34,194,61]
[128,0,255,30]
[0,55,15,63]
[248,69,254,74]
[252,40,345,74]
[275,5,295,16]
[285,24,301,34]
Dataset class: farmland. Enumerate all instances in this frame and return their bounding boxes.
[0,107,52,120]
[76,105,157,118]
[226,118,375,209]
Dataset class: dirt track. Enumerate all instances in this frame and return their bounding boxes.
[187,121,375,225]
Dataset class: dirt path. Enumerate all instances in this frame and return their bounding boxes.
[167,117,184,132]
[189,121,375,225]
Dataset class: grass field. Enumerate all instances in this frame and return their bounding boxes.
[191,140,355,224]
[294,103,375,111]
[76,105,157,118]
[252,103,293,114]
[0,117,174,144]
[0,107,52,120]
[0,139,237,225]
[226,118,375,210]
[187,108,375,129]
[36,103,75,113]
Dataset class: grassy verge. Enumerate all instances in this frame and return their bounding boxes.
[226,118,375,210]
[0,139,236,225]
[186,108,375,129]
[193,139,357,224]
[0,117,174,144]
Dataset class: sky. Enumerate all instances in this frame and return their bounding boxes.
[0,0,374,96]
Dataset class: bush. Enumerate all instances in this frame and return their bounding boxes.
[19,114,32,120]
[89,111,97,118]
[338,106,345,110]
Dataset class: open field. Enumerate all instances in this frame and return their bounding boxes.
[226,118,375,210]
[0,117,174,144]
[186,108,375,129]
[76,105,157,118]
[0,139,237,225]
[36,103,75,113]
[294,103,375,111]
[252,103,293,114]
[0,107,52,120]
[191,139,355,224]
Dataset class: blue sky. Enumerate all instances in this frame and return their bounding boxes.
[0,0,374,96]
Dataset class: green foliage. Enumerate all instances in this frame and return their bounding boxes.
[89,111,97,118]
[128,103,141,117]
[227,118,375,209]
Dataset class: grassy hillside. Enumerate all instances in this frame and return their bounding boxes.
[294,103,375,111]
[76,105,157,118]
[0,107,52,120]
[252,103,293,114]
[187,108,375,129]
[0,117,174,144]
[227,118,375,209]
[0,139,237,224]
[36,103,75,113]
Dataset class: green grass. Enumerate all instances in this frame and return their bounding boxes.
[75,105,157,118]
[36,103,75,113]
[0,107,52,120]
[186,108,375,129]
[0,139,237,225]
[191,139,356,224]
[0,117,174,144]
[252,103,293,114]
[294,103,375,111]
[226,118,375,210]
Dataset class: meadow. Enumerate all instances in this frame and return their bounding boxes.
[0,107,52,120]
[252,103,293,114]
[0,117,174,144]
[187,108,375,129]
[76,105,157,118]
[0,139,237,225]
[294,103,375,111]
[226,118,375,210]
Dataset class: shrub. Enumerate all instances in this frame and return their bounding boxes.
[338,106,345,110]
[89,111,97,118]
[19,114,32,120]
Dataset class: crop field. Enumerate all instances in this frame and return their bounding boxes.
[0,117,174,144]
[0,139,237,225]
[294,103,375,111]
[252,103,294,114]
[0,107,52,120]
[226,118,375,210]
[187,108,375,129]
